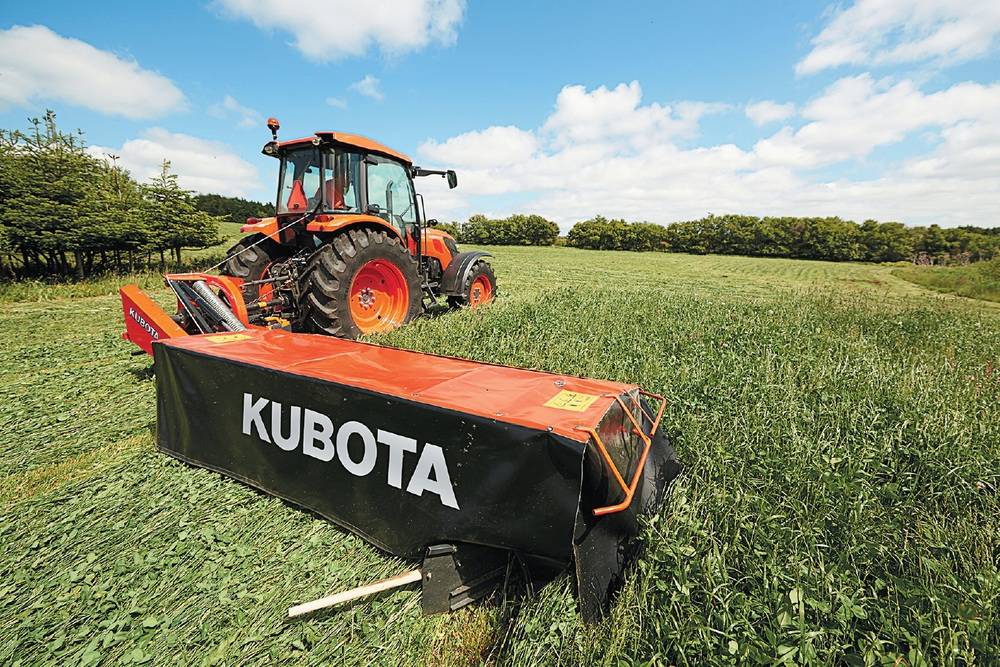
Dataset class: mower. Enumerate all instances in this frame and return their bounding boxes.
[119,121,680,622]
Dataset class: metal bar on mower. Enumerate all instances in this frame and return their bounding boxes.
[575,391,667,517]
[191,280,246,332]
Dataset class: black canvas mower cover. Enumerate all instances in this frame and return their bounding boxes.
[122,295,680,620]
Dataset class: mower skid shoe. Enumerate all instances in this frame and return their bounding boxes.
[420,543,509,614]
[120,284,187,356]
[572,398,681,622]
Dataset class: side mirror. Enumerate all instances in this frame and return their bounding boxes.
[427,219,439,226]
[446,170,458,189]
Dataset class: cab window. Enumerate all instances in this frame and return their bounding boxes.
[320,149,362,213]
[366,157,416,234]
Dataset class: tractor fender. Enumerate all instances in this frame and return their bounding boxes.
[440,251,492,296]
[305,214,403,241]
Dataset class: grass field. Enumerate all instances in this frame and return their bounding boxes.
[894,259,1000,304]
[1,244,998,665]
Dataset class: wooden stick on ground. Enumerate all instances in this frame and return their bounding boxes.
[287,569,423,619]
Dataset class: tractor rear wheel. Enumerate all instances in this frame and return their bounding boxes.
[301,228,423,338]
[448,260,497,309]
[221,234,287,301]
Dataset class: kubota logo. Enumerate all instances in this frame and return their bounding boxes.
[128,307,159,339]
[241,393,459,510]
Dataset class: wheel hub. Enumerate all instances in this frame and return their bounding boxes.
[358,287,375,310]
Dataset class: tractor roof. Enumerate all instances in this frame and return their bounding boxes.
[278,132,412,165]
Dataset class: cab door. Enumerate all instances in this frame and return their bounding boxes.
[365,156,417,245]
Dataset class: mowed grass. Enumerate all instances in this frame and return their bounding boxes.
[894,258,1000,304]
[1,247,998,665]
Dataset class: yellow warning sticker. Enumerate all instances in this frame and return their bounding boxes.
[544,390,600,412]
[204,333,252,344]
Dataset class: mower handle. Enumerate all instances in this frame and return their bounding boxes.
[576,390,666,517]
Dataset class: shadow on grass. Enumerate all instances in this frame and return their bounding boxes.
[128,364,155,382]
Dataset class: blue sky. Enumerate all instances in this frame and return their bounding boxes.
[1,0,998,228]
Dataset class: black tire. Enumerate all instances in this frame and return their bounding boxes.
[447,260,497,309]
[220,234,288,301]
[300,227,423,339]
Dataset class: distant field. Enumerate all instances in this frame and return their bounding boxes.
[1,247,998,665]
[894,258,1000,304]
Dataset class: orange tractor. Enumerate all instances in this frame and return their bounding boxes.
[125,119,495,346]
[224,119,496,339]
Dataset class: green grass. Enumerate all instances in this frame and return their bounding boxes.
[1,247,998,665]
[894,258,1000,304]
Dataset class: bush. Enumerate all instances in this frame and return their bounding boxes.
[567,216,668,251]
[664,215,999,264]
[460,213,558,246]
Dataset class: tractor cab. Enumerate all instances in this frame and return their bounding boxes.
[266,133,415,226]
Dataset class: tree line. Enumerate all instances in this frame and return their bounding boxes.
[0,112,220,279]
[454,213,560,246]
[582,214,999,264]
[446,213,998,265]
[193,193,273,223]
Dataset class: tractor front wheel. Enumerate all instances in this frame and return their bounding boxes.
[301,228,423,338]
[448,261,497,309]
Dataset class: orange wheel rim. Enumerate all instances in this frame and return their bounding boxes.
[258,262,275,301]
[349,259,410,333]
[469,275,493,309]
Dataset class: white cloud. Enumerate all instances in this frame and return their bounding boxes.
[419,126,538,169]
[214,0,465,61]
[208,95,263,128]
[540,81,725,149]
[88,128,262,197]
[753,74,1000,167]
[0,25,185,119]
[415,79,1000,229]
[350,75,384,101]
[745,100,796,125]
[325,96,347,109]
[797,0,1000,75]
